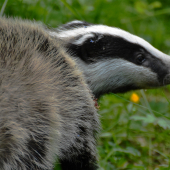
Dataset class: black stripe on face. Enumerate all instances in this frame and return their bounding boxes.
[67,34,169,85]
[67,34,141,62]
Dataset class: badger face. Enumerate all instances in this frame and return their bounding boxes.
[50,21,170,97]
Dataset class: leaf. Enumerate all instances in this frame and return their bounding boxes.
[130,114,156,124]
[150,1,162,9]
[127,103,133,112]
[114,147,141,156]
[100,132,112,138]
[126,147,141,156]
[157,119,170,129]
[134,1,148,14]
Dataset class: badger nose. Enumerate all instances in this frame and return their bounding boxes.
[163,74,170,85]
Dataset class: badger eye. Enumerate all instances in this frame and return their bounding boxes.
[136,54,146,64]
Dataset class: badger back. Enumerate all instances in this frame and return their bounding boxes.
[0,18,99,169]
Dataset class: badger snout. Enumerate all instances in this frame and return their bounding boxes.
[163,74,170,85]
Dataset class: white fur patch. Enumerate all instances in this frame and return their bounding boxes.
[49,31,58,37]
[66,20,84,25]
[73,58,159,95]
[73,33,94,45]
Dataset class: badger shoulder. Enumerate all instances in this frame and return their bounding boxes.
[0,17,99,170]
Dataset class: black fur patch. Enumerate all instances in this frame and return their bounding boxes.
[68,34,168,84]
[27,136,47,163]
[60,145,97,170]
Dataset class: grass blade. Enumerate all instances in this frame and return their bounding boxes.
[0,0,8,17]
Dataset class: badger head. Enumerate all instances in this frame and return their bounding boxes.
[50,21,170,98]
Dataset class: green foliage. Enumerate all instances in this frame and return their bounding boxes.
[98,90,170,169]
[1,0,170,169]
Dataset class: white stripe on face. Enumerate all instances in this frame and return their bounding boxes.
[50,24,170,63]
[73,33,94,45]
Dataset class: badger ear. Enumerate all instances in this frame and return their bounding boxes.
[59,20,92,31]
[67,33,100,63]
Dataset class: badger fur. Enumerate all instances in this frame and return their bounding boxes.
[0,17,170,170]
[50,20,170,98]
[0,17,99,170]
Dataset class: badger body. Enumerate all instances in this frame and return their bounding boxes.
[0,18,99,170]
[0,17,170,170]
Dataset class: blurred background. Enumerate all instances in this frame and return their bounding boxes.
[1,0,170,169]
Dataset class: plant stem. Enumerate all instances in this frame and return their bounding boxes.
[0,0,8,17]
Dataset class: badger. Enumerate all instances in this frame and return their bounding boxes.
[0,17,170,170]
[50,20,170,98]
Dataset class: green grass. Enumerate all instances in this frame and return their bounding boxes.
[98,88,170,170]
[1,0,170,169]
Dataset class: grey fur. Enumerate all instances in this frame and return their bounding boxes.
[0,17,99,170]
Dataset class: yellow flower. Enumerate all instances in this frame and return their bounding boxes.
[130,93,140,103]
